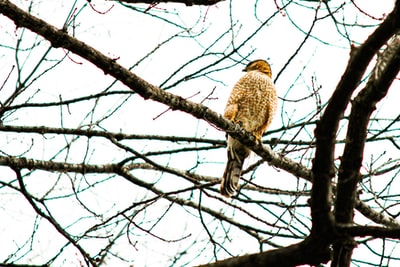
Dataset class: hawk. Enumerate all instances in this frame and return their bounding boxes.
[220,59,278,197]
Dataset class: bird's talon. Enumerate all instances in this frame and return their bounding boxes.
[236,120,243,127]
[233,120,243,131]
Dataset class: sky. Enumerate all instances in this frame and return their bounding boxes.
[0,0,399,266]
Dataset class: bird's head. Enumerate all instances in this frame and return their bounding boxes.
[243,59,272,78]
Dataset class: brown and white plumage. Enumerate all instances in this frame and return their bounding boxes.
[220,59,277,197]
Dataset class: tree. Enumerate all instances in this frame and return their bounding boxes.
[0,0,400,266]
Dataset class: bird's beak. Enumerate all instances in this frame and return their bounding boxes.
[242,68,246,72]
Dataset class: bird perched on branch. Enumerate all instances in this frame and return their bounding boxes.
[220,59,277,197]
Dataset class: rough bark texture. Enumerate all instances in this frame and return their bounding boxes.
[109,0,224,5]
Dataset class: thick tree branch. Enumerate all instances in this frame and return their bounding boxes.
[0,155,119,173]
[0,124,225,144]
[333,33,400,266]
[311,0,400,236]
[195,237,330,267]
[336,224,400,239]
[109,0,224,5]
[355,199,400,228]
[0,0,224,133]
[0,264,49,267]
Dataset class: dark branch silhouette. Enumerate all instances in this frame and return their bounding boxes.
[0,0,400,266]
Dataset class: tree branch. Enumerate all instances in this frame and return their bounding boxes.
[0,0,310,187]
[108,0,224,6]
[310,0,400,236]
[2,1,400,266]
[195,237,330,267]
[336,224,400,239]
[333,32,400,266]
[355,199,400,228]
[0,124,225,145]
[0,155,119,174]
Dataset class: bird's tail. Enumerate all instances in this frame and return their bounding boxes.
[220,137,250,197]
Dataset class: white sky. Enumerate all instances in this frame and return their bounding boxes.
[0,0,399,266]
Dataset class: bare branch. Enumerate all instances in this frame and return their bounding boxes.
[195,238,330,267]
[355,199,400,228]
[337,224,400,239]
[0,0,311,187]
[2,1,400,266]
[333,32,400,266]
[311,0,400,236]
[108,0,224,6]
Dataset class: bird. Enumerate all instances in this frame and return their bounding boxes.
[220,59,278,197]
